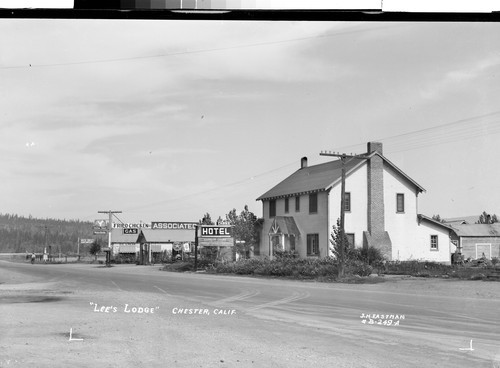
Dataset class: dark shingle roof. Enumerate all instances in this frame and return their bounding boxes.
[257,152,425,201]
[256,158,364,201]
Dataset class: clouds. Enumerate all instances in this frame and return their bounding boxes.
[0,19,499,221]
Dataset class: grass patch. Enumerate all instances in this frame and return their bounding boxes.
[384,260,500,280]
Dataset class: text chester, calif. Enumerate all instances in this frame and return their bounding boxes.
[172,307,236,316]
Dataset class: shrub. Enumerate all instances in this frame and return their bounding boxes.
[359,246,385,265]
[274,250,299,259]
[214,256,340,279]
[162,262,193,272]
[346,260,373,277]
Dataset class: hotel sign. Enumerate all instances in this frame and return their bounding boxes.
[151,222,197,230]
[200,225,232,237]
[199,225,233,247]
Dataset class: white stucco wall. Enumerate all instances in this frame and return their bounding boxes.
[383,165,451,263]
[383,164,420,260]
[413,221,452,263]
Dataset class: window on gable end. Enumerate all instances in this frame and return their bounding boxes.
[430,235,438,250]
[344,192,351,212]
[396,193,405,213]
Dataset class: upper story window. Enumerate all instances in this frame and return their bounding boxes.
[284,197,289,213]
[430,235,438,250]
[344,192,351,212]
[295,196,300,212]
[269,200,276,218]
[309,193,318,214]
[396,193,405,213]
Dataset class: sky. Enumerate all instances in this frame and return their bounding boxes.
[1,17,499,225]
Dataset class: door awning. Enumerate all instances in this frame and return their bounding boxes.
[269,216,300,236]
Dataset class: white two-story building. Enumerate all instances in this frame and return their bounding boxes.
[256,142,454,263]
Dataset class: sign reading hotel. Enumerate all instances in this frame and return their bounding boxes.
[199,225,233,247]
[151,222,197,230]
[200,226,232,237]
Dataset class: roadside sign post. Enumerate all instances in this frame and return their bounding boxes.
[198,225,234,264]
[97,210,122,267]
[194,225,198,270]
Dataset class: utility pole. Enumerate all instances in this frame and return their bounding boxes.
[194,225,198,271]
[97,210,122,266]
[36,224,50,262]
[319,151,369,277]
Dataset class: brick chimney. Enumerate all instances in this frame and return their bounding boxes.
[364,141,392,259]
[367,141,383,155]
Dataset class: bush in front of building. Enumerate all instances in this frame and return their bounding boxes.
[213,257,345,278]
[357,246,386,265]
[384,260,500,280]
[345,260,373,277]
[162,261,194,272]
[384,260,450,276]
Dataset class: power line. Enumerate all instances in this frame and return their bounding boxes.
[78,110,500,217]
[0,24,398,70]
[328,111,500,155]
[123,111,500,214]
[123,160,298,213]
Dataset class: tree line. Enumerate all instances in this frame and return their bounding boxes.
[431,211,498,224]
[0,213,94,253]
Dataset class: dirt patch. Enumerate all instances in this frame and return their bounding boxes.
[0,295,65,304]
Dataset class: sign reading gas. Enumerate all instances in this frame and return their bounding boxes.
[123,228,138,235]
[200,225,232,238]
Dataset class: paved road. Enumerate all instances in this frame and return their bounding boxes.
[1,261,499,367]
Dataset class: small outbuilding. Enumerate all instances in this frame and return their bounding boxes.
[449,223,500,260]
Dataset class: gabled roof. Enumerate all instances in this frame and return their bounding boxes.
[256,152,425,201]
[450,223,500,237]
[417,214,454,230]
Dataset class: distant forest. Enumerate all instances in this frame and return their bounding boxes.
[0,213,95,254]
